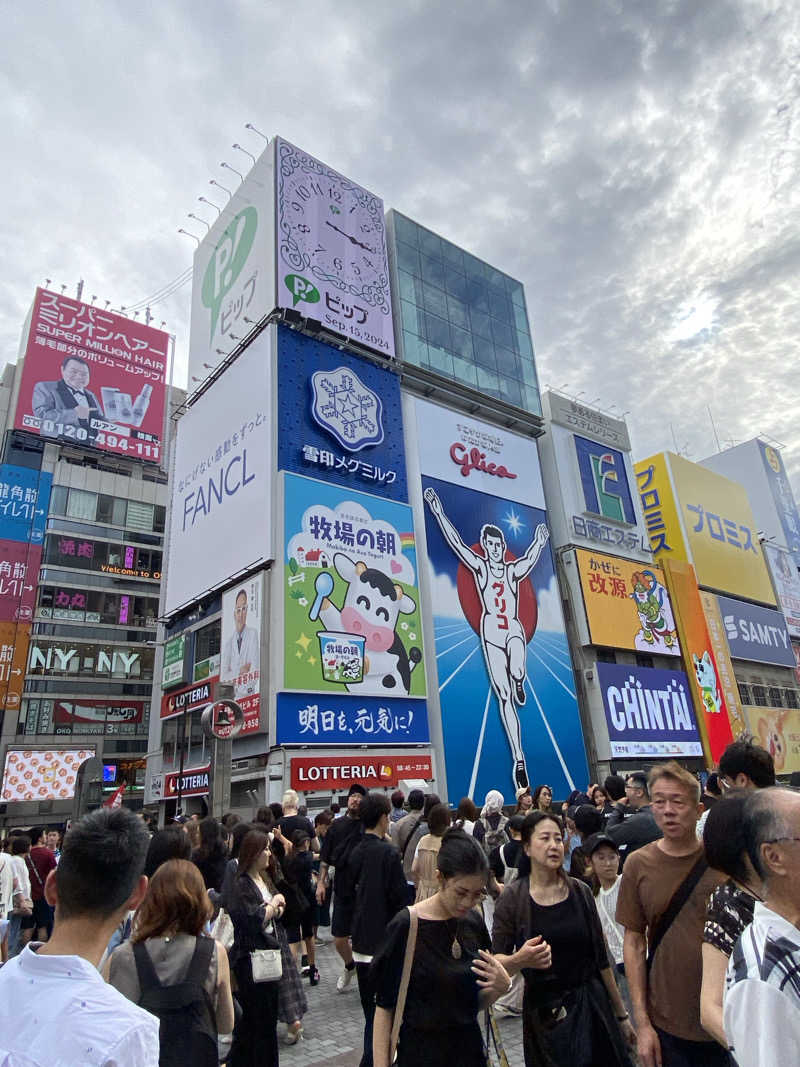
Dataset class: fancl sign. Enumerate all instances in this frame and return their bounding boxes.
[597,662,703,758]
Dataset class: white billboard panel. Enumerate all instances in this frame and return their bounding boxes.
[275,138,395,358]
[165,331,273,615]
[220,576,263,735]
[1,747,95,802]
[764,543,800,638]
[188,144,276,387]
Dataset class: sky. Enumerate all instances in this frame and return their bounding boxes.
[1,0,798,486]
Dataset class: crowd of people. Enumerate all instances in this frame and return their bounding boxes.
[0,742,798,1066]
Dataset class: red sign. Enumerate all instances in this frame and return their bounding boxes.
[163,763,211,799]
[14,288,168,464]
[0,541,41,622]
[160,678,217,720]
[54,699,145,726]
[290,754,433,791]
[449,442,517,481]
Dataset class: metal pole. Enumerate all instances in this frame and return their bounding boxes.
[176,706,189,815]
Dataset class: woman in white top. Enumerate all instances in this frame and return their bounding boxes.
[6,835,33,959]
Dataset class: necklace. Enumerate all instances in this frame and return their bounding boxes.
[445,918,461,959]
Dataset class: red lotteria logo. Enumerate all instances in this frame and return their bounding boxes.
[449,443,517,481]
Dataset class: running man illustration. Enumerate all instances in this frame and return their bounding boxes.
[424,486,550,791]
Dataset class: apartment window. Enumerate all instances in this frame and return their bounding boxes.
[66,489,97,521]
[126,501,155,531]
[596,648,617,663]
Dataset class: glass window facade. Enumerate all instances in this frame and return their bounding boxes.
[388,211,541,415]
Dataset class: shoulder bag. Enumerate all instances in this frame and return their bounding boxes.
[646,854,708,974]
[389,906,418,1064]
[250,918,282,983]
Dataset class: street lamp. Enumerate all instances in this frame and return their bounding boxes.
[220,161,243,181]
[232,142,256,164]
[187,213,210,231]
[245,122,268,142]
[209,179,232,200]
[198,196,221,215]
[177,228,200,245]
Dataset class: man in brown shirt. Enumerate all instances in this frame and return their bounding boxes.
[616,761,726,1067]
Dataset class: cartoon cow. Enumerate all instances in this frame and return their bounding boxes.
[692,651,722,715]
[312,552,421,694]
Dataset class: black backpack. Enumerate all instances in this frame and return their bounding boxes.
[132,936,217,1067]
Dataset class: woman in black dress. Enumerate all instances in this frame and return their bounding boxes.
[492,811,636,1067]
[371,828,512,1067]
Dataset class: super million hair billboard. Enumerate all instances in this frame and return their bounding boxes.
[164,332,273,616]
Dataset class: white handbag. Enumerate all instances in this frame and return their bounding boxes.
[250,919,282,983]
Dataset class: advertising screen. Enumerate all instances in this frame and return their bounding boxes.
[575,550,680,656]
[14,288,168,463]
[165,331,273,615]
[283,473,426,698]
[275,138,395,358]
[220,576,262,735]
[596,662,703,758]
[1,747,95,802]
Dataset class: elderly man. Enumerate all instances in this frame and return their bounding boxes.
[724,788,800,1066]
[32,355,103,439]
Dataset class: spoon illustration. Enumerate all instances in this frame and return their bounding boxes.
[309,570,334,621]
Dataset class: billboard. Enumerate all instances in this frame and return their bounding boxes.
[290,753,433,791]
[188,142,275,386]
[277,326,407,501]
[635,452,775,604]
[220,576,262,735]
[0,466,52,545]
[165,331,273,615]
[764,543,800,638]
[276,692,429,745]
[415,400,588,801]
[162,634,189,690]
[276,138,394,358]
[1,747,94,802]
[759,441,800,566]
[0,622,30,712]
[715,593,795,668]
[662,559,737,763]
[160,678,216,721]
[596,662,703,758]
[15,288,168,463]
[51,699,145,733]
[283,473,426,698]
[0,541,42,623]
[161,763,211,800]
[743,704,800,777]
[574,550,679,656]
[697,592,746,738]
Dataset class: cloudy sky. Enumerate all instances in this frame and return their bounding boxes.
[1,0,798,485]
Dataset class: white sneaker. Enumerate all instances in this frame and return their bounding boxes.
[336,965,355,991]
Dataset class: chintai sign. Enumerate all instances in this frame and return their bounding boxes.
[596,662,703,758]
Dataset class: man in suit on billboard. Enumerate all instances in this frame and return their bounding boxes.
[32,356,102,441]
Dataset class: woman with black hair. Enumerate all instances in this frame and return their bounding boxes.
[192,817,229,893]
[370,827,511,1067]
[492,810,635,1066]
[700,790,762,1048]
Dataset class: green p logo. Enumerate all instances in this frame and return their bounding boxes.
[285,274,321,308]
[201,207,257,341]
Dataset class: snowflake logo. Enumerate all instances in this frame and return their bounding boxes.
[309,366,385,452]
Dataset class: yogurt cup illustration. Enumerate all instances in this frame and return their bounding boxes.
[318,631,366,684]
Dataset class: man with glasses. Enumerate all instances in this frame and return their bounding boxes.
[724,788,800,1066]
[608,771,662,864]
[221,588,259,685]
[617,761,725,1066]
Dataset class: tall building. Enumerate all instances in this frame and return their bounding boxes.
[0,289,180,827]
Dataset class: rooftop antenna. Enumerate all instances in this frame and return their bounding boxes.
[707,406,722,452]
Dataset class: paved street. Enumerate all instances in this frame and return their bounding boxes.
[280,940,524,1067]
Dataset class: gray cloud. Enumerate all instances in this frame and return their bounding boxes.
[0,0,798,489]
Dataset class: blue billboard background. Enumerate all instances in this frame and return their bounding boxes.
[0,466,52,544]
[420,474,588,804]
[277,325,408,501]
[596,661,703,758]
[276,692,429,745]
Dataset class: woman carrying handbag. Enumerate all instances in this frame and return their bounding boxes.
[371,828,512,1067]
[227,830,287,1067]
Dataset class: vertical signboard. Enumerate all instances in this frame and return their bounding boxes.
[275,138,395,358]
[277,326,407,500]
[764,543,800,638]
[220,576,263,734]
[759,441,800,567]
[662,559,735,763]
[165,331,273,615]
[0,621,30,714]
[188,143,276,385]
[415,398,588,802]
[15,289,168,462]
[697,592,747,738]
[283,473,426,699]
[162,634,189,690]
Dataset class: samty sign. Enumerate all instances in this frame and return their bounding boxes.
[716,594,795,668]
[165,331,273,615]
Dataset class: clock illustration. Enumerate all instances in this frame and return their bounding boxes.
[276,138,394,354]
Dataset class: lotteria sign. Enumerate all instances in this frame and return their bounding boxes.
[413,397,545,507]
[597,662,703,758]
[159,678,217,720]
[290,754,432,791]
[162,764,211,799]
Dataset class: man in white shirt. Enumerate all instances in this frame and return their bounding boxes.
[0,807,159,1066]
[221,588,259,691]
[724,788,800,1066]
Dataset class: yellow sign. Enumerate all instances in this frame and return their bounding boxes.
[744,705,800,776]
[698,591,747,738]
[635,452,775,605]
[575,549,680,656]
